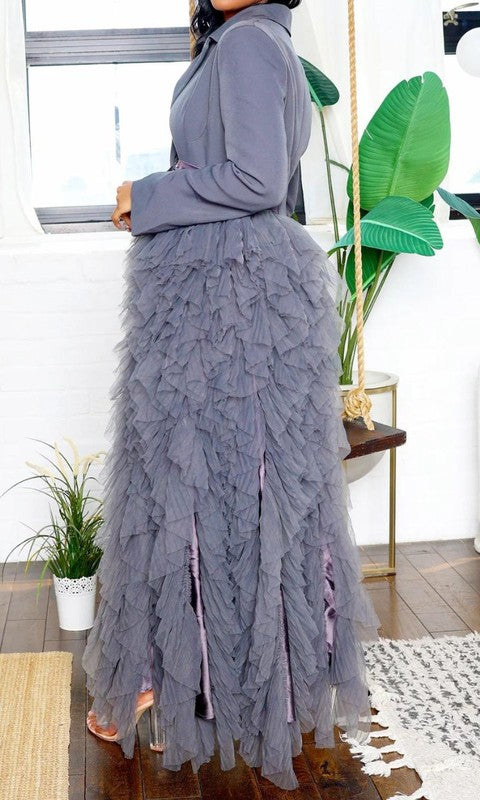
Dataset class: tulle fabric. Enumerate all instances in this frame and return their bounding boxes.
[140,527,333,721]
[81,209,380,790]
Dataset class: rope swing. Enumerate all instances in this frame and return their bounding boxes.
[187,0,374,430]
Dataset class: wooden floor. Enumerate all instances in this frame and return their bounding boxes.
[1,537,480,800]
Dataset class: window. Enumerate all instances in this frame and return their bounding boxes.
[23,0,191,231]
[442,8,480,216]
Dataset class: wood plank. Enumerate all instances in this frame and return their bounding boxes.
[364,546,469,632]
[343,419,406,460]
[359,546,390,585]
[2,560,49,651]
[364,546,415,577]
[303,728,381,800]
[69,775,87,800]
[254,749,322,800]
[431,539,480,593]
[366,720,424,800]
[359,547,376,568]
[44,635,87,777]
[365,581,430,640]
[396,542,437,554]
[403,549,480,632]
[431,538,475,553]
[13,559,49,581]
[197,743,262,800]
[137,713,201,800]
[385,554,469,635]
[85,729,144,800]
[370,754,423,800]
[6,571,50,621]
[1,616,45,652]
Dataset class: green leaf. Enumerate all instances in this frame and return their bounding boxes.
[437,187,480,244]
[420,193,435,213]
[345,246,396,296]
[299,56,339,109]
[331,196,443,255]
[346,198,369,230]
[470,218,480,244]
[436,186,480,219]
[347,71,450,209]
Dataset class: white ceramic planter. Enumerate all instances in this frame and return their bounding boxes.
[53,573,97,631]
[339,370,398,484]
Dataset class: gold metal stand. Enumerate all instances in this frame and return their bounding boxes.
[361,382,398,578]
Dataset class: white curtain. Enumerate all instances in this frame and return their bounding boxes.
[0,0,42,239]
[292,0,448,225]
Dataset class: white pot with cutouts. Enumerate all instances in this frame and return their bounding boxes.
[53,573,98,631]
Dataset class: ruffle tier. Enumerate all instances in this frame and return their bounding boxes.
[81,209,380,790]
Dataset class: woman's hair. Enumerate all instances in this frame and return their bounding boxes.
[190,1,302,57]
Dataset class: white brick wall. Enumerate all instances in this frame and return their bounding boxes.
[0,234,127,561]
[310,220,480,546]
[1,222,479,562]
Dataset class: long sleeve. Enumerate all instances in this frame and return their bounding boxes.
[130,24,289,236]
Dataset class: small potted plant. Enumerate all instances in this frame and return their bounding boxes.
[1,437,105,630]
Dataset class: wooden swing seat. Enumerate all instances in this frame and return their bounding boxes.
[343,418,406,459]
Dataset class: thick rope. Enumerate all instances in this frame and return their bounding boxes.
[342,0,374,429]
[189,0,196,58]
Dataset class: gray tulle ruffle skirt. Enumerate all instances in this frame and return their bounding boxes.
[81,208,380,790]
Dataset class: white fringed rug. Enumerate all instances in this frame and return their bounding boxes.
[342,632,480,800]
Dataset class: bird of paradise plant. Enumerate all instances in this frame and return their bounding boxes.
[0,437,106,598]
[300,58,480,385]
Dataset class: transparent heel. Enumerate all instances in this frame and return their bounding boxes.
[148,704,165,752]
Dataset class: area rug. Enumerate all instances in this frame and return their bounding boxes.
[342,632,480,800]
[0,651,73,800]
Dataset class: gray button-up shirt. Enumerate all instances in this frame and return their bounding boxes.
[130,3,312,236]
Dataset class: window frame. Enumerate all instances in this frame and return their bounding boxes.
[442,8,480,217]
[22,0,191,229]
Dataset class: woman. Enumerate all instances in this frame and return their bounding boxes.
[82,0,380,790]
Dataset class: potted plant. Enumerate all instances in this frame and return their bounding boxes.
[1,437,105,630]
[300,59,480,479]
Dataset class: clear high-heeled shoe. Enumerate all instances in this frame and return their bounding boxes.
[86,689,165,752]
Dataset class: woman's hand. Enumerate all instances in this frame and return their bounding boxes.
[112,181,133,230]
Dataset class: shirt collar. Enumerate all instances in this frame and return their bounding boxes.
[208,3,292,42]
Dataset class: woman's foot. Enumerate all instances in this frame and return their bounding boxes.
[87,688,154,739]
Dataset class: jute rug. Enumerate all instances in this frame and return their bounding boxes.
[0,651,73,800]
[343,632,480,800]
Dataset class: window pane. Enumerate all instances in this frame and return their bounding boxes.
[444,55,480,194]
[28,62,187,207]
[26,0,189,31]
